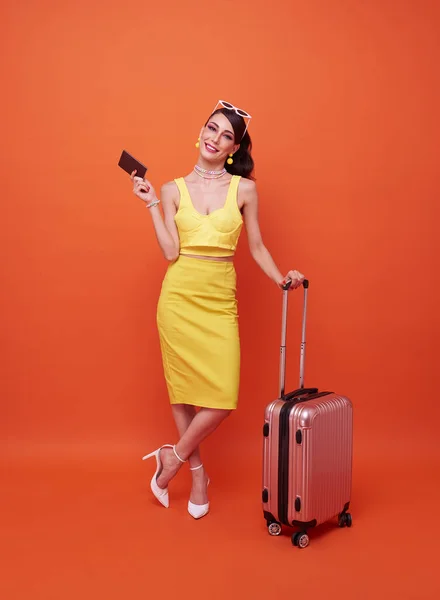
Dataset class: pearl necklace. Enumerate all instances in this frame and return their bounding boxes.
[194,165,227,179]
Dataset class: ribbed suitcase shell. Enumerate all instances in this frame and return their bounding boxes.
[263,392,353,529]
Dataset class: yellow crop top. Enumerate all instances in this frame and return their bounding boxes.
[174,175,243,258]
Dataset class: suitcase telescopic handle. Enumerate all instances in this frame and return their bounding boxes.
[279,278,309,399]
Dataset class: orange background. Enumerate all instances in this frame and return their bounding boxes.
[1,1,439,599]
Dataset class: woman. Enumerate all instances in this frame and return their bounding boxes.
[131,100,305,519]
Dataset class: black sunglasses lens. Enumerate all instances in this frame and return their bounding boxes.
[236,109,249,117]
[222,102,234,109]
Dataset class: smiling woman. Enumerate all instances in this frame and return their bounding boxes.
[199,103,255,180]
[129,99,305,521]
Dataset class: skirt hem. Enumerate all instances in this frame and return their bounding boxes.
[170,399,237,411]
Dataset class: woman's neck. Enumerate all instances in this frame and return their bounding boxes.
[196,157,226,172]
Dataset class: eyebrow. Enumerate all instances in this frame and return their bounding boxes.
[208,121,234,136]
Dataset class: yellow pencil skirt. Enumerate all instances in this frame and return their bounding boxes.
[157,255,240,410]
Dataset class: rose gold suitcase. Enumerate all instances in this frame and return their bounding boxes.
[262,279,353,548]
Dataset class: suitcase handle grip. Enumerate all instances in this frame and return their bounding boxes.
[283,387,318,401]
[281,278,309,291]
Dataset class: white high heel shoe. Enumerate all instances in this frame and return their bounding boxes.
[142,444,186,508]
[188,463,210,520]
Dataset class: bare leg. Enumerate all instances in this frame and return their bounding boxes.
[175,407,231,460]
[156,407,231,491]
[171,404,201,468]
[171,404,208,505]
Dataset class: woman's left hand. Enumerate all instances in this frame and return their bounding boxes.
[280,270,305,290]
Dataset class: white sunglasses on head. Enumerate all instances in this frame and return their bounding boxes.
[211,99,252,138]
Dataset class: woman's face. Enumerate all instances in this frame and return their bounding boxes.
[199,113,239,163]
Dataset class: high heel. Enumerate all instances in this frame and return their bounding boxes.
[188,463,210,520]
[142,444,185,508]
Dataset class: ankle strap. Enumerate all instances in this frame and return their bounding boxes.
[189,463,204,471]
[173,445,186,463]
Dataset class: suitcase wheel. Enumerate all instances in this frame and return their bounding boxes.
[292,532,309,548]
[338,512,353,528]
[267,522,282,536]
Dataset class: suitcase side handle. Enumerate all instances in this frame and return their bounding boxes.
[279,279,310,398]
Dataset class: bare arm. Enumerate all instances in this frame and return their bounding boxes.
[132,174,180,261]
[148,182,180,261]
[241,179,304,289]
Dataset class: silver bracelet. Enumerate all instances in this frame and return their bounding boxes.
[146,199,160,209]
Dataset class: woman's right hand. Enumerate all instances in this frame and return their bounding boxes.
[131,170,158,205]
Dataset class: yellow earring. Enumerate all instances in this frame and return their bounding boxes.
[227,153,234,165]
[195,138,200,149]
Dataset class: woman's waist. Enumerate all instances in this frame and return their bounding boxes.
[178,244,236,260]
[164,253,237,284]
[179,252,234,262]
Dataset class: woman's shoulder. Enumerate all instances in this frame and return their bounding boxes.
[237,176,257,200]
[237,176,256,190]
[160,180,181,204]
[161,179,180,193]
